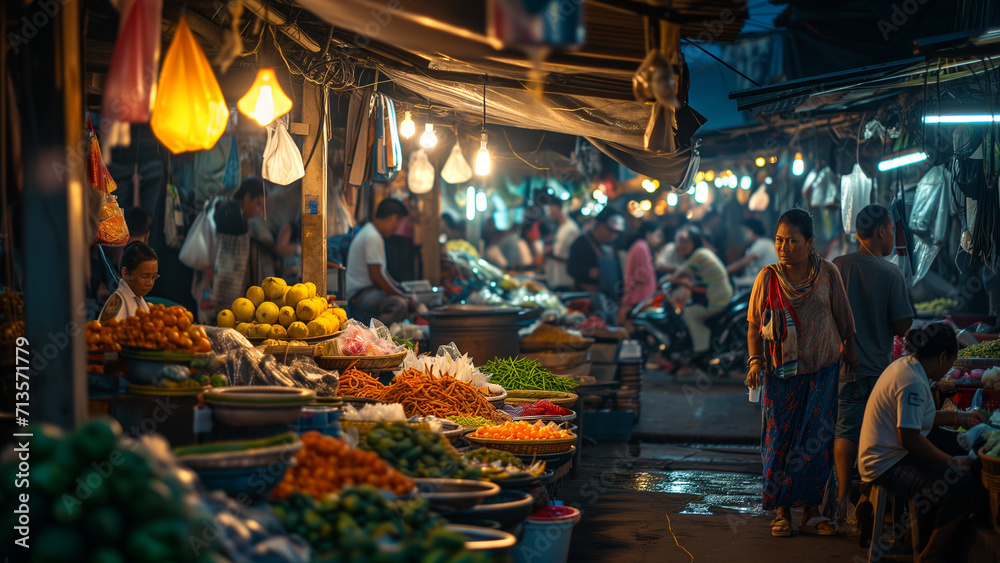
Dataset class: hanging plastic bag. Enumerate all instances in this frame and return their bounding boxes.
[748,184,770,212]
[164,182,185,248]
[262,118,305,186]
[441,142,473,184]
[150,15,229,154]
[808,166,839,208]
[408,148,435,194]
[840,164,872,235]
[96,193,130,246]
[910,165,951,240]
[87,117,118,194]
[102,0,162,135]
[178,195,224,270]
[222,134,241,192]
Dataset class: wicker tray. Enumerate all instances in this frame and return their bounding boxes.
[463,435,577,455]
[519,338,594,353]
[485,390,507,406]
[314,351,406,371]
[247,332,341,346]
[503,390,578,408]
[954,357,1000,371]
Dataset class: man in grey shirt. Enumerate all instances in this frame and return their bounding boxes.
[832,204,914,531]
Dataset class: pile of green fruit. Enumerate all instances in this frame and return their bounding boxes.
[269,487,485,563]
[358,422,480,480]
[0,419,219,563]
[914,297,959,316]
[958,339,1000,359]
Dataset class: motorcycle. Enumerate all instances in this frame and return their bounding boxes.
[630,282,752,375]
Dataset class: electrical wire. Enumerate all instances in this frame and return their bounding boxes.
[502,129,549,171]
[664,498,699,563]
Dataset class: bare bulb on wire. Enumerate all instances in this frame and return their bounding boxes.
[475,132,491,175]
[420,123,437,148]
[399,111,415,138]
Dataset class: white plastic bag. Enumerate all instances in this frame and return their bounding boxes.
[748,184,770,212]
[178,196,223,270]
[841,164,872,235]
[440,142,473,184]
[408,149,435,194]
[910,165,955,244]
[262,118,305,185]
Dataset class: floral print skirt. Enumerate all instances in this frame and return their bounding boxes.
[760,362,839,510]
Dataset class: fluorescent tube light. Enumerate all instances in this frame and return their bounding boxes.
[877,152,928,172]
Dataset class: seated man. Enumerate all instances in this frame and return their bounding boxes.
[345,199,419,326]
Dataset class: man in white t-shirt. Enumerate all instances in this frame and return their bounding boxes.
[544,202,579,290]
[346,199,418,325]
[728,218,778,289]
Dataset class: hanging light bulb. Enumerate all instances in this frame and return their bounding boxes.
[474,78,491,176]
[475,132,491,175]
[740,176,752,190]
[755,157,766,167]
[705,170,715,182]
[714,177,724,188]
[687,184,696,195]
[728,175,738,189]
[420,123,437,148]
[792,152,805,176]
[666,193,678,207]
[640,199,652,211]
[237,69,292,126]
[476,190,488,212]
[466,186,476,221]
[399,111,415,138]
[641,178,658,193]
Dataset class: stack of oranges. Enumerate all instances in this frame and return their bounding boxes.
[272,432,414,499]
[468,420,573,441]
[85,304,211,354]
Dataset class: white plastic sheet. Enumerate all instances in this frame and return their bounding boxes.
[441,142,473,184]
[841,164,872,235]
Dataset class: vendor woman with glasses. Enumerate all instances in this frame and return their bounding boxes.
[99,241,159,322]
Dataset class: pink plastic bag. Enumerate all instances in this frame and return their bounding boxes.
[102,0,163,123]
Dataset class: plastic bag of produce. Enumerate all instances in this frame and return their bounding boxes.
[261,116,305,186]
[150,15,229,153]
[95,193,130,245]
[87,117,118,194]
[178,195,224,270]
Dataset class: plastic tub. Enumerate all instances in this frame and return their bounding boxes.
[514,505,581,563]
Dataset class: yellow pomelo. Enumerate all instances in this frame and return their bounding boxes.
[287,321,308,339]
[256,301,280,325]
[250,323,272,338]
[235,322,252,337]
[305,282,317,298]
[246,286,266,308]
[268,324,288,339]
[285,284,309,308]
[306,319,327,337]
[332,308,348,324]
[262,277,288,300]
[232,298,256,323]
[278,306,297,328]
[217,309,236,328]
[296,300,318,322]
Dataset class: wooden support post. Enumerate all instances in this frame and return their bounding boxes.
[20,0,87,427]
[301,83,328,295]
[416,181,442,285]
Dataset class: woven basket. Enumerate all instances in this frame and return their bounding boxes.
[485,390,507,407]
[954,357,1000,370]
[314,351,406,372]
[463,435,577,455]
[981,447,1000,491]
[341,420,430,440]
[504,390,578,408]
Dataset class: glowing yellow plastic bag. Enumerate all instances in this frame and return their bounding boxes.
[151,15,229,153]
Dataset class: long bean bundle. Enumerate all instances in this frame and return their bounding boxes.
[481,357,578,392]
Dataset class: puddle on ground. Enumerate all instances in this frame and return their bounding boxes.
[605,469,766,516]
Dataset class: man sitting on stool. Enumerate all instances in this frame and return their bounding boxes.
[345,199,421,326]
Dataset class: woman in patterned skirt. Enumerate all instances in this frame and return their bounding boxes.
[745,209,858,537]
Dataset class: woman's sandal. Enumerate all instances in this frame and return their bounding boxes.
[800,515,836,536]
[770,516,792,537]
